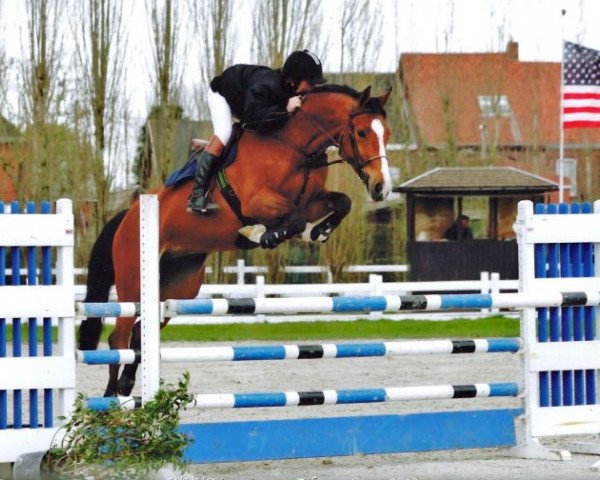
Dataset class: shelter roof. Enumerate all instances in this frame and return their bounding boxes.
[395,167,558,195]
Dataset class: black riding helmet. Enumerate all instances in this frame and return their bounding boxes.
[282,50,327,85]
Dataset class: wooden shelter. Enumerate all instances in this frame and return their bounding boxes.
[395,167,558,281]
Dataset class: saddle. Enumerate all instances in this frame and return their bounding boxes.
[164,124,243,187]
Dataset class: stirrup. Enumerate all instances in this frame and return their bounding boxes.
[187,194,219,215]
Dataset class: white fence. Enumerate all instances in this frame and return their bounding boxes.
[210,259,409,284]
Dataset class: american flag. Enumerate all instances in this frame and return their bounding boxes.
[563,41,600,129]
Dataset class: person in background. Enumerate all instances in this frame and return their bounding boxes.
[443,214,474,241]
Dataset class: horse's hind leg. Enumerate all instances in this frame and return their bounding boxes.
[104,316,136,397]
[117,320,141,396]
[104,319,135,397]
[115,251,207,396]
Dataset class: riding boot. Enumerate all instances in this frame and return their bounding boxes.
[187,136,225,214]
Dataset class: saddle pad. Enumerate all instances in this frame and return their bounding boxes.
[164,128,241,187]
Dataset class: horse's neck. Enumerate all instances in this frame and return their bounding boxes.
[280,96,354,153]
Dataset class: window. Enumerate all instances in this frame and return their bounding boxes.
[478,95,512,118]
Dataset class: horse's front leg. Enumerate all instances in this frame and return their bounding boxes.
[257,217,307,249]
[301,191,352,243]
[239,186,307,249]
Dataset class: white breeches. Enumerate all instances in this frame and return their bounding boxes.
[208,89,233,145]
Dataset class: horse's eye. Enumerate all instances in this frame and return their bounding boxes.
[357,130,368,139]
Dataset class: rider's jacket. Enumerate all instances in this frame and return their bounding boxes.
[210,64,295,133]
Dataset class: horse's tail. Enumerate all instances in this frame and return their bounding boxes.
[77,209,128,350]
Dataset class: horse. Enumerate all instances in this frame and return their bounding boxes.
[77,84,393,397]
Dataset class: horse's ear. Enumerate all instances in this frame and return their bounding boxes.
[359,86,371,107]
[378,86,392,107]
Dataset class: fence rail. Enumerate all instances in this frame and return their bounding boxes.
[53,260,409,284]
[73,271,515,301]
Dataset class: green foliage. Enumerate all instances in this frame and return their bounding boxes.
[43,373,194,480]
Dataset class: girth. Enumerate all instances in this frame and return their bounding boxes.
[215,168,258,227]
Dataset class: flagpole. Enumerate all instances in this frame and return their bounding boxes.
[559,9,566,203]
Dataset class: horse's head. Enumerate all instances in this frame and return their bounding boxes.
[337,86,393,202]
[285,84,393,202]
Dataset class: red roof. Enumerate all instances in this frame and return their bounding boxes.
[400,42,600,147]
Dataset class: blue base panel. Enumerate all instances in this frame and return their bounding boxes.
[180,408,523,464]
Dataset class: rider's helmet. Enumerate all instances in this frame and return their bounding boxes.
[282,50,327,85]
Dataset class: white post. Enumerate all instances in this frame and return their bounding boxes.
[568,200,600,462]
[56,199,76,421]
[480,271,490,314]
[256,275,265,322]
[490,272,500,314]
[508,201,570,461]
[140,195,161,405]
[237,259,245,285]
[369,274,383,320]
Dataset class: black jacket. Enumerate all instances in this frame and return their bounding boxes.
[210,64,295,132]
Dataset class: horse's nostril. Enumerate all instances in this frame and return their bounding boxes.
[374,183,383,195]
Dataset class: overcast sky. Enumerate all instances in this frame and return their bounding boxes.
[2,0,600,122]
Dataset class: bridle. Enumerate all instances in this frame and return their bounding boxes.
[338,110,388,182]
[291,103,387,183]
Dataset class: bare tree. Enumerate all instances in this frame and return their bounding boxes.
[148,0,184,107]
[189,0,236,118]
[73,0,129,226]
[340,0,383,74]
[252,0,324,66]
[145,0,186,187]
[17,0,66,200]
[0,0,9,112]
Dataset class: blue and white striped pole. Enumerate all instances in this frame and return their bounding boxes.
[86,382,520,411]
[75,291,600,318]
[77,338,521,365]
[162,291,600,316]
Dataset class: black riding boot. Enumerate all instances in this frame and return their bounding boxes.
[187,149,221,214]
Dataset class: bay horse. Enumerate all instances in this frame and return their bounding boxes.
[78,84,392,397]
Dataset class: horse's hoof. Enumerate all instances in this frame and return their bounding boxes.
[103,388,118,398]
[258,229,281,249]
[238,224,266,244]
[117,378,136,396]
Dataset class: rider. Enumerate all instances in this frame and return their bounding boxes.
[187,49,327,214]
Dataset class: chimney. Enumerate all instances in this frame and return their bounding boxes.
[506,41,519,60]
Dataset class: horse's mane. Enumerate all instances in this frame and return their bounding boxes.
[309,84,387,117]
